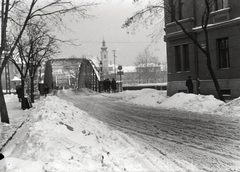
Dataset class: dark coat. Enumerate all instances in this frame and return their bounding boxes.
[0,153,4,160]
[16,85,23,98]
[44,85,49,94]
[111,79,117,90]
[186,79,193,93]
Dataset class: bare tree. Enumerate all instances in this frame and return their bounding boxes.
[0,0,99,123]
[11,19,59,107]
[134,48,160,84]
[123,0,225,102]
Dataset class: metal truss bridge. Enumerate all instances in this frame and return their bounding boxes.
[44,57,100,92]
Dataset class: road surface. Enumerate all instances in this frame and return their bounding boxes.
[57,89,240,171]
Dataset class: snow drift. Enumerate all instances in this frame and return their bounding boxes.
[0,96,158,172]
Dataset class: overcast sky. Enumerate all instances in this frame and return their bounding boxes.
[57,0,166,66]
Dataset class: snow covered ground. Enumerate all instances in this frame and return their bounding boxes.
[0,89,239,171]
[104,89,239,116]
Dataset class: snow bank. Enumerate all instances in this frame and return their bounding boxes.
[215,97,240,117]
[104,89,167,107]
[0,96,158,172]
[128,89,167,107]
[4,94,17,103]
[159,93,224,113]
[102,89,240,116]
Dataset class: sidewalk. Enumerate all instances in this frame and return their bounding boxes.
[0,94,31,151]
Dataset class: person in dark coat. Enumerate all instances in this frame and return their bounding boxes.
[111,78,117,93]
[16,85,23,102]
[186,76,194,93]
[103,79,107,92]
[106,78,111,93]
[44,84,49,97]
[0,153,4,160]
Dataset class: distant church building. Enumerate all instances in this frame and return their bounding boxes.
[98,39,167,85]
[100,39,109,76]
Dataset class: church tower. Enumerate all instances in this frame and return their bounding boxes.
[100,39,109,76]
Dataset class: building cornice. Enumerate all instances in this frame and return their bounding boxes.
[164,30,193,41]
[165,18,195,28]
[164,17,240,41]
[192,17,240,32]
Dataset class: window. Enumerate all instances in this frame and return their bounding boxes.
[178,0,183,20]
[183,44,190,71]
[217,37,230,68]
[170,0,183,22]
[221,89,231,96]
[175,46,181,72]
[174,44,190,72]
[213,0,228,10]
[104,55,106,59]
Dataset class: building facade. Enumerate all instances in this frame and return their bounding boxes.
[121,64,167,86]
[164,0,240,99]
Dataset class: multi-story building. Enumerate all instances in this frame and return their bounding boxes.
[119,64,167,85]
[164,0,240,99]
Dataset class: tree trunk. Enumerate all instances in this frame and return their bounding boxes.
[0,75,9,123]
[206,54,225,102]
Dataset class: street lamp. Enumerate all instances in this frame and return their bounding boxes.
[99,61,103,93]
[112,50,116,79]
[0,52,4,68]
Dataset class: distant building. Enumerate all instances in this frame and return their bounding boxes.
[164,0,240,99]
[98,39,167,86]
[115,64,167,86]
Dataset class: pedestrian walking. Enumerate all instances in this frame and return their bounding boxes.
[103,79,107,92]
[44,84,49,97]
[111,78,117,93]
[106,78,111,93]
[16,85,23,102]
[186,76,193,93]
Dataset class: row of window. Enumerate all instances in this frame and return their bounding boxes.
[171,0,228,21]
[174,37,230,72]
[213,0,228,11]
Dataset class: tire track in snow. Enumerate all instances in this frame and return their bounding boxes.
[58,89,240,171]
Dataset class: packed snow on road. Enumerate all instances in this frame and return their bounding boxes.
[0,89,239,171]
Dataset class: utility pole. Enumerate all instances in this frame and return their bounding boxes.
[112,50,116,79]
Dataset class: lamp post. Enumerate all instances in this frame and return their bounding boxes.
[99,60,103,78]
[99,61,103,93]
[29,59,34,102]
[112,50,116,79]
[117,65,123,92]
[1,50,10,93]
[0,52,4,68]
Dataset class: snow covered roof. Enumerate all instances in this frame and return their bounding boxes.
[11,76,21,81]
[123,66,136,73]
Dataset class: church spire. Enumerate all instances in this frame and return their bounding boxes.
[102,38,106,47]
[101,38,107,51]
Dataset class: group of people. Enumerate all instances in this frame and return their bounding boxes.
[103,78,117,93]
